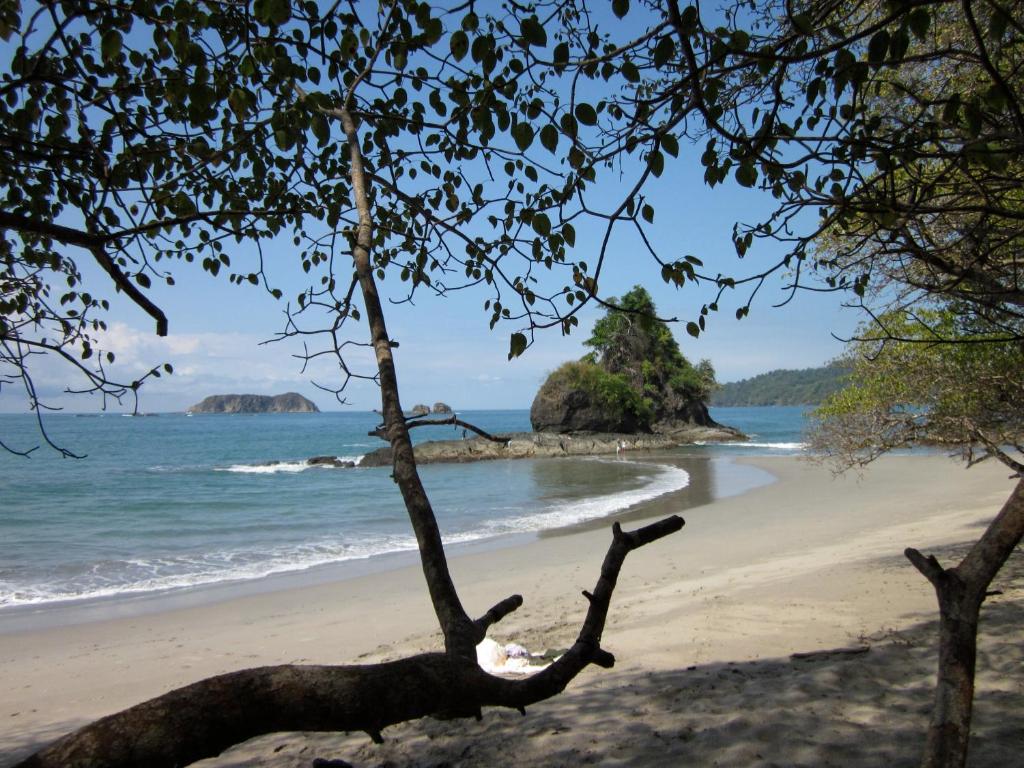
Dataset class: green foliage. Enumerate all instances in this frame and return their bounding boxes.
[546,360,653,424]
[585,286,716,403]
[810,310,1024,468]
[712,364,850,407]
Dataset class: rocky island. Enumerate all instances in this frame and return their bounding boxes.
[355,287,741,467]
[187,392,319,414]
[530,286,740,441]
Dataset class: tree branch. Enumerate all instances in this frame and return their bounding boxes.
[17,516,685,768]
[369,415,511,445]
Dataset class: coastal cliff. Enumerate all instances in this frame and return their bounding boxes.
[187,392,319,414]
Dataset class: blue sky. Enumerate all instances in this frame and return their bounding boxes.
[0,4,863,414]
[2,169,859,414]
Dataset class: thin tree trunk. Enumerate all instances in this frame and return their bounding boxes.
[16,40,690,767]
[905,476,1024,768]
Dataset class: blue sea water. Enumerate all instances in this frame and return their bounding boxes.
[0,406,809,613]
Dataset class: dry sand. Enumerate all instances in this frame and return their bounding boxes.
[1,454,1022,767]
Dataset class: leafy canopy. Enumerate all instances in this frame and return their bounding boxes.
[584,286,715,403]
[810,309,1024,472]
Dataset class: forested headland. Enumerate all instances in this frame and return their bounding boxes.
[711,364,850,407]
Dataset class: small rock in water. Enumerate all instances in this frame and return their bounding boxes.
[308,456,356,468]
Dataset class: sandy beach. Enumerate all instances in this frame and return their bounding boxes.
[2,453,1022,766]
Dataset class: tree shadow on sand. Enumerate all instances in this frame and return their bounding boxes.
[195,545,1022,768]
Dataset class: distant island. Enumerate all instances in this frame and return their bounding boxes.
[711,364,850,407]
[187,393,320,414]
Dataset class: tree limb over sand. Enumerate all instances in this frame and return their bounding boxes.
[15,516,683,768]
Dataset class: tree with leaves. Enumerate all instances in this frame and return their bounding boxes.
[4,1,693,765]
[588,3,1024,766]
[809,307,1024,768]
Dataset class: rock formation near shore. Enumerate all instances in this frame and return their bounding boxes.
[531,286,741,439]
[358,431,681,467]
[432,402,453,414]
[187,392,319,414]
[409,404,430,417]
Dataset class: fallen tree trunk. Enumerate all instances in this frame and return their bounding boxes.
[16,516,683,768]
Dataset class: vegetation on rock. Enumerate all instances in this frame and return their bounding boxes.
[188,393,319,414]
[532,287,718,434]
[531,360,653,433]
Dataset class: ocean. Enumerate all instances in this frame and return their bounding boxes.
[0,406,809,617]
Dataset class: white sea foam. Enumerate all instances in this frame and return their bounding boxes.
[218,456,364,474]
[477,459,690,535]
[695,440,806,451]
[0,459,687,610]
[0,533,418,608]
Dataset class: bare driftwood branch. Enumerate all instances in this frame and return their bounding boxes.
[15,515,684,768]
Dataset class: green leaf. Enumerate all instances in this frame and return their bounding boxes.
[135,272,151,289]
[508,332,528,360]
[791,13,813,35]
[621,60,640,83]
[867,30,889,66]
[520,16,547,48]
[562,223,576,247]
[647,150,664,177]
[511,122,534,151]
[990,9,1009,41]
[228,88,248,119]
[641,204,654,223]
[311,113,329,145]
[908,8,931,40]
[735,162,757,187]
[553,42,570,66]
[532,212,551,236]
[560,113,578,139]
[256,0,291,26]
[661,134,679,157]
[612,0,629,19]
[540,124,559,152]
[101,30,123,63]
[653,36,675,67]
[574,102,598,126]
[686,321,700,338]
[450,30,469,61]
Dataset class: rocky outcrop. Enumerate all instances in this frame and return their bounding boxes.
[358,432,681,467]
[432,402,453,414]
[530,286,742,440]
[187,393,319,414]
[409,404,430,417]
[530,377,646,434]
[308,455,356,468]
[651,388,739,436]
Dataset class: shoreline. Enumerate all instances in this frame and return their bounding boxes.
[2,454,1020,765]
[0,453,770,634]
